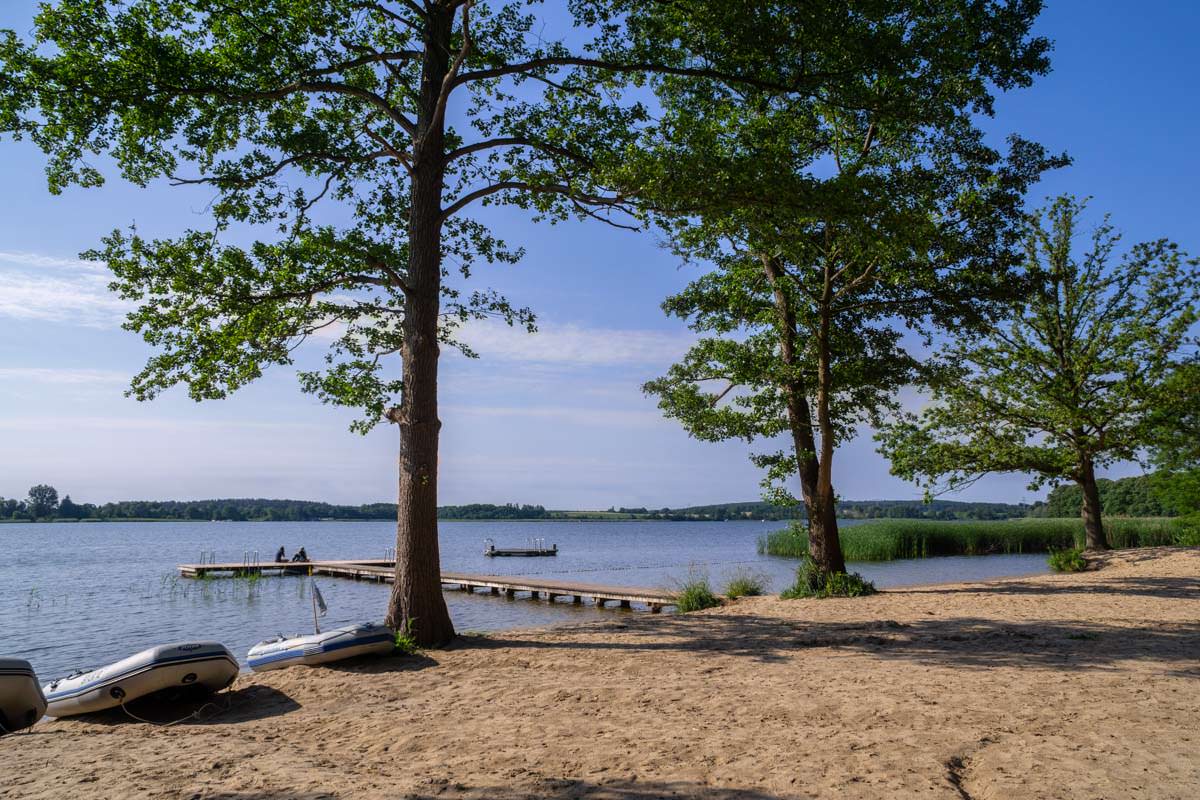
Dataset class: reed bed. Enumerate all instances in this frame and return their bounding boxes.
[758,517,1187,561]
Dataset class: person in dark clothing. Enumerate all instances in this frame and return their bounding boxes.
[292,547,309,562]
[275,546,286,563]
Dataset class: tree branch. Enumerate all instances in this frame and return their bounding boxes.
[429,1,472,136]
[441,180,626,221]
[444,136,591,166]
[167,81,418,138]
[451,56,828,95]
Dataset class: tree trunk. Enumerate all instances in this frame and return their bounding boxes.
[811,263,845,575]
[761,255,846,575]
[1078,458,1109,551]
[384,8,456,646]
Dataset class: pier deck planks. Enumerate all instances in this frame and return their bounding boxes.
[177,559,677,611]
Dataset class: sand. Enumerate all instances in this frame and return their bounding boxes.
[3,546,1197,800]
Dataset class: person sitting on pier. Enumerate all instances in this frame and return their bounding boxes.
[292,547,309,562]
[275,546,286,563]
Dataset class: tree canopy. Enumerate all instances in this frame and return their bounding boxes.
[633,0,1059,576]
[878,197,1199,548]
[2,0,940,641]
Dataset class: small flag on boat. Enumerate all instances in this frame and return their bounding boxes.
[312,582,328,616]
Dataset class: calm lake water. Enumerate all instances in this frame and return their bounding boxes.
[0,519,1050,679]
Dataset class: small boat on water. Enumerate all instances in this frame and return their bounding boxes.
[483,537,558,557]
[43,642,238,718]
[247,622,395,672]
[0,658,46,734]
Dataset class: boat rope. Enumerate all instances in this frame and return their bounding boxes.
[119,694,232,728]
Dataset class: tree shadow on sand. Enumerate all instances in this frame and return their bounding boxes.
[315,651,439,674]
[902,574,1199,600]
[206,778,786,799]
[459,590,1200,677]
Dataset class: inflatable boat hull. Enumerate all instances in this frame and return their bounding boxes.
[0,659,46,734]
[247,623,394,672]
[44,642,238,718]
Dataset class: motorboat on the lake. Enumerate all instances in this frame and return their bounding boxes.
[247,622,394,672]
[0,658,46,733]
[43,642,238,718]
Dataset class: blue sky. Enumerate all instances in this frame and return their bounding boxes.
[0,1,1196,507]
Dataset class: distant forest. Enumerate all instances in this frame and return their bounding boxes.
[1028,474,1185,518]
[1,473,1187,523]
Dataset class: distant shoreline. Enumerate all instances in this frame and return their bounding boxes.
[0,497,1034,525]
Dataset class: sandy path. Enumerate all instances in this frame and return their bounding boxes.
[3,547,1197,799]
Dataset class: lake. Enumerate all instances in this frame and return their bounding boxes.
[0,519,1050,679]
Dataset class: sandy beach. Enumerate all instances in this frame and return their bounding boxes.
[3,546,1197,799]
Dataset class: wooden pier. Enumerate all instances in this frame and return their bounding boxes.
[177,559,677,613]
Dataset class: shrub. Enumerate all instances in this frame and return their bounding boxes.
[724,569,767,599]
[780,557,876,599]
[675,572,721,612]
[1173,513,1200,546]
[1048,547,1087,573]
[394,621,419,655]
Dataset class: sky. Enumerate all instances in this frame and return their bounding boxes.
[0,1,1197,508]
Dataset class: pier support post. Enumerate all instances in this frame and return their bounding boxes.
[547,593,558,602]
[572,595,582,604]
[529,590,540,600]
[619,599,631,609]
[594,597,606,608]
[505,588,515,599]
[649,603,662,614]
[490,587,499,595]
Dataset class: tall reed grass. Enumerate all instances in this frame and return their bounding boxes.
[758,517,1186,561]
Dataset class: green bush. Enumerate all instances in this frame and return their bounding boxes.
[394,621,419,655]
[675,573,721,612]
[758,517,1191,562]
[723,569,767,599]
[1048,547,1087,573]
[780,557,876,599]
[1174,513,1200,546]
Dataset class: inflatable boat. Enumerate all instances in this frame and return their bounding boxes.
[0,658,46,733]
[247,623,394,672]
[43,642,238,718]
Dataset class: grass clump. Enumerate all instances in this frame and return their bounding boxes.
[758,517,1191,562]
[780,557,876,599]
[394,620,419,655]
[1048,547,1087,573]
[675,571,721,612]
[723,569,767,599]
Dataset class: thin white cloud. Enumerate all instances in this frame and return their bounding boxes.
[0,252,129,327]
[444,403,663,428]
[0,415,324,432]
[0,368,128,385]
[0,251,106,272]
[457,319,693,367]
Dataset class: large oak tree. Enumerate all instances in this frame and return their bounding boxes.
[635,2,1060,579]
[0,1,870,642]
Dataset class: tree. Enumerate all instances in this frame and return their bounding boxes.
[57,494,83,519]
[1148,362,1200,514]
[0,1,838,643]
[26,484,59,520]
[878,197,1199,549]
[635,2,1059,578]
